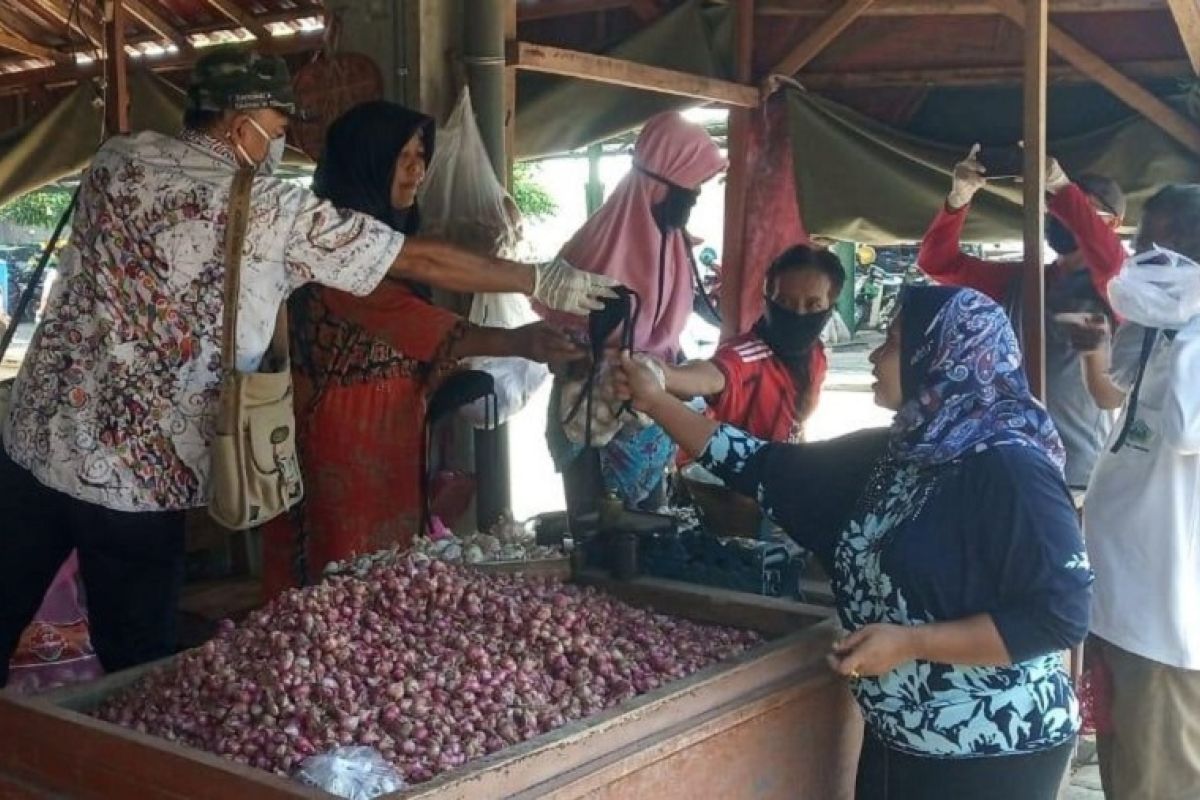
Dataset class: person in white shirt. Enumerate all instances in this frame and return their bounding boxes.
[1076,183,1200,800]
[0,47,617,686]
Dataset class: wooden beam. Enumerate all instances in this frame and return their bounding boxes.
[989,0,1200,155]
[759,0,1164,15]
[0,31,321,95]
[766,0,876,79]
[201,0,272,40]
[0,25,64,62]
[507,41,760,106]
[1022,0,1048,400]
[28,0,104,48]
[795,58,1191,88]
[123,0,191,52]
[517,0,632,21]
[1167,0,1200,74]
[721,0,756,339]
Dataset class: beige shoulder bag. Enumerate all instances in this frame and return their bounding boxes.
[208,168,304,529]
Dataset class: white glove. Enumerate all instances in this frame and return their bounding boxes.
[947,144,986,211]
[532,257,621,315]
[1045,158,1070,194]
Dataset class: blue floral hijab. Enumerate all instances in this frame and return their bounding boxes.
[889,286,1065,469]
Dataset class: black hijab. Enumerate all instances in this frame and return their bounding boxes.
[312,100,435,237]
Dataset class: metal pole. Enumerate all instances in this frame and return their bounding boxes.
[466,0,511,529]
[464,0,507,178]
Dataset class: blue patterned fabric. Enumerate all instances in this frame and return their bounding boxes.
[546,381,675,506]
[697,291,1092,759]
[891,286,1066,470]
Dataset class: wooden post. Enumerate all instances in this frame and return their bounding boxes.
[720,0,756,340]
[103,0,130,136]
[1022,0,1048,399]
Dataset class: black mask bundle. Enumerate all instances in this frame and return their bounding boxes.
[755,299,830,368]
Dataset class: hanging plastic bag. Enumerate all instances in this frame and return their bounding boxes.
[459,291,550,428]
[294,747,406,799]
[419,87,522,258]
[419,88,548,426]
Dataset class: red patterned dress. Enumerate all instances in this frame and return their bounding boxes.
[262,280,465,597]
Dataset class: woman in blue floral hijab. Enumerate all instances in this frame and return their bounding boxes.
[615,285,1091,799]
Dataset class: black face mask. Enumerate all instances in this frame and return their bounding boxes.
[637,166,699,232]
[1045,216,1078,257]
[755,298,830,365]
[635,165,704,326]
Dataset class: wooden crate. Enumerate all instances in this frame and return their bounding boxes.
[0,576,861,800]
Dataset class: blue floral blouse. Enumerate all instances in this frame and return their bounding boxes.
[700,425,1093,758]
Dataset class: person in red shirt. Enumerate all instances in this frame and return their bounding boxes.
[659,244,845,443]
[918,145,1127,491]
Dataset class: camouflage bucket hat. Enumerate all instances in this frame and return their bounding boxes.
[186,46,307,118]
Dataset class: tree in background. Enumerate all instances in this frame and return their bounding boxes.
[0,186,72,230]
[511,162,556,220]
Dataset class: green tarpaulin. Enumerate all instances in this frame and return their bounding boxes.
[0,71,186,207]
[786,86,1200,244]
[515,0,731,158]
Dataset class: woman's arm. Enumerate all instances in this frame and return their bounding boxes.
[1082,349,1128,410]
[389,241,617,315]
[662,360,727,400]
[1066,315,1127,410]
[614,351,719,457]
[450,322,581,365]
[614,352,887,563]
[828,615,1010,678]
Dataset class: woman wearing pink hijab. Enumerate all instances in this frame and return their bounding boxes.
[541,111,726,521]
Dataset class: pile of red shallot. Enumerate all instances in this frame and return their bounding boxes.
[94,557,761,785]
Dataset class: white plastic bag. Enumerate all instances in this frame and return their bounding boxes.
[294,747,406,800]
[459,292,550,428]
[419,88,522,257]
[419,90,549,428]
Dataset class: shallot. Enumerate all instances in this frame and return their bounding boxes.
[95,556,760,785]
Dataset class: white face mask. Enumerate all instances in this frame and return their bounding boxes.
[1109,245,1200,329]
[234,116,285,175]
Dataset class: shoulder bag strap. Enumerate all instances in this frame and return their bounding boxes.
[0,185,81,363]
[216,168,256,430]
[1109,326,1160,454]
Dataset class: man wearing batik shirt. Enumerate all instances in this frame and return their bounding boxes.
[659,244,844,443]
[0,47,616,685]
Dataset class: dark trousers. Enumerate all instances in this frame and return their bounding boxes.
[855,731,1075,800]
[0,445,185,686]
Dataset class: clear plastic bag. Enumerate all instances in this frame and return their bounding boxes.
[419,87,522,258]
[419,88,544,428]
[460,291,550,428]
[293,747,406,800]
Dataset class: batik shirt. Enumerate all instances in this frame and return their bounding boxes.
[2,130,402,512]
[700,425,1092,758]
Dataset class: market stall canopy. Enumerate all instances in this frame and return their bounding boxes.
[786,85,1200,243]
[0,71,184,207]
[512,0,1200,238]
[515,0,732,157]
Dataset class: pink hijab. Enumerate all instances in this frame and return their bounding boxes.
[539,112,726,360]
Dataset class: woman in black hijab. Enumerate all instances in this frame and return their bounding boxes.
[262,101,577,596]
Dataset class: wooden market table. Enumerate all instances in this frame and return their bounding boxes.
[0,575,862,800]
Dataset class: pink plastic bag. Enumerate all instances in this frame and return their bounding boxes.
[7,551,103,693]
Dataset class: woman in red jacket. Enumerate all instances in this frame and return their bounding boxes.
[660,244,845,443]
